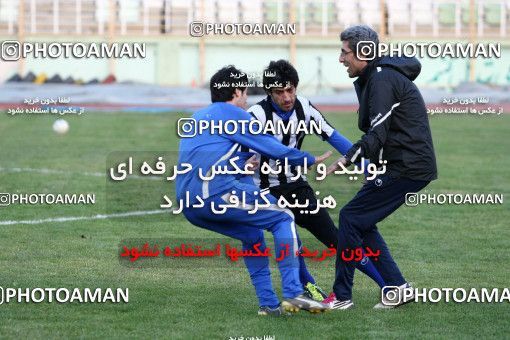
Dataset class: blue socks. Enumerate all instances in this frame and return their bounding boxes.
[298,240,385,288]
[356,257,385,288]
[298,252,315,286]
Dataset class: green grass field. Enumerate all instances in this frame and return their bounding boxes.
[0,111,509,339]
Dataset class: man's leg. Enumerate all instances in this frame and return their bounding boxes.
[361,227,405,286]
[276,185,385,288]
[272,185,338,248]
[184,207,280,308]
[208,183,327,312]
[333,175,429,301]
[296,237,316,285]
[269,185,332,298]
[184,182,325,308]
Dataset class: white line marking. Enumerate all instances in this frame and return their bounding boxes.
[0,209,170,226]
[371,102,400,128]
[0,167,103,177]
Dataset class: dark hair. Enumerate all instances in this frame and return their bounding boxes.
[209,65,248,103]
[262,60,299,94]
[340,25,379,59]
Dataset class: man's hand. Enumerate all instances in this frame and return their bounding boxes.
[326,156,348,175]
[313,150,333,166]
[245,155,260,171]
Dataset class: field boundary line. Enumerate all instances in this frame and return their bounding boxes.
[0,209,170,226]
[0,167,161,180]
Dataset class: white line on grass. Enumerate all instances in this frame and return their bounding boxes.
[0,167,104,177]
[0,210,171,226]
[0,167,161,180]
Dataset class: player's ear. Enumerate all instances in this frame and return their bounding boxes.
[232,88,242,99]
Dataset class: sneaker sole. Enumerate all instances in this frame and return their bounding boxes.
[329,301,354,310]
[374,297,415,309]
[281,301,328,314]
[257,311,292,316]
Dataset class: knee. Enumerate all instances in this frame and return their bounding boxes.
[268,209,295,232]
[339,206,357,226]
[339,206,364,228]
[281,209,295,224]
[241,230,265,248]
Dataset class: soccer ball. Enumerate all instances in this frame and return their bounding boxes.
[53,119,69,134]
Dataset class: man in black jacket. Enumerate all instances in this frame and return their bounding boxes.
[247,60,386,302]
[325,25,437,310]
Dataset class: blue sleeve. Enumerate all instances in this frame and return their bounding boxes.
[230,151,255,180]
[327,130,369,174]
[327,130,353,155]
[226,126,315,166]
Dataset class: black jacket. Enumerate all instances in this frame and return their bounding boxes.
[345,56,437,181]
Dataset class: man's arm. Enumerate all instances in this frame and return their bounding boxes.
[308,101,353,155]
[326,131,353,155]
[345,78,399,165]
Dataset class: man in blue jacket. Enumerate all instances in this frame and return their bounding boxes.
[176,65,330,316]
[326,25,437,310]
